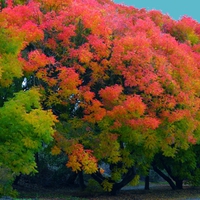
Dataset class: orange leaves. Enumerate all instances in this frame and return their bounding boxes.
[21,50,54,72]
[169,16,200,45]
[70,44,93,65]
[87,35,110,59]
[21,21,44,43]
[78,46,93,64]
[1,0,200,183]
[145,82,164,96]
[107,105,126,120]
[0,2,44,44]
[83,99,106,123]
[35,0,72,12]
[162,109,191,123]
[82,90,95,103]
[123,95,146,116]
[107,95,147,125]
[57,25,76,46]
[52,134,98,174]
[80,87,107,123]
[128,117,160,130]
[111,33,152,69]
[58,67,81,97]
[51,145,61,155]
[188,134,197,145]
[80,5,110,37]
[132,17,160,38]
[99,85,122,102]
[66,144,98,174]
[99,85,122,108]
[1,2,42,27]
[28,50,54,66]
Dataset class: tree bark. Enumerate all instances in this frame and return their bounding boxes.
[175,179,183,189]
[145,175,150,190]
[92,166,136,195]
[78,171,86,190]
[152,165,177,190]
[159,157,183,190]
[66,171,78,185]
[111,167,136,195]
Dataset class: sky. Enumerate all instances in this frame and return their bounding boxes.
[114,0,200,22]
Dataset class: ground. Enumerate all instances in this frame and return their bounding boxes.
[14,182,200,200]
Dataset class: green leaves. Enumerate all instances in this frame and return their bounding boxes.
[0,88,56,178]
[0,29,22,55]
[1,0,200,194]
[0,28,24,87]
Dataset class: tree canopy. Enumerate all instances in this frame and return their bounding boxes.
[1,0,200,196]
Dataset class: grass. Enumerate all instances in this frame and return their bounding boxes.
[13,182,200,200]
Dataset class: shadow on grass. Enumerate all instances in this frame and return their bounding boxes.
[13,182,200,200]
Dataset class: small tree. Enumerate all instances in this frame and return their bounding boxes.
[0,19,57,198]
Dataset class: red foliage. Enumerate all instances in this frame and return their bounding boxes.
[2,0,200,175]
[21,50,55,72]
[99,85,123,108]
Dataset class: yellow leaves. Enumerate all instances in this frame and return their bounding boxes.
[66,144,98,174]
[82,155,98,174]
[129,175,140,186]
[101,179,113,192]
[161,144,177,157]
[66,155,82,172]
[187,31,199,45]
[58,67,81,98]
[121,149,134,168]
[22,137,39,149]
[51,145,61,155]
[35,0,72,12]
[78,45,93,64]
[44,90,61,107]
[96,132,121,163]
[24,108,57,143]
[83,99,106,123]
[111,170,121,182]
[0,88,57,176]
[20,162,37,175]
[144,132,158,150]
[0,53,23,87]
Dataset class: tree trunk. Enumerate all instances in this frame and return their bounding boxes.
[152,165,177,190]
[111,166,137,195]
[78,171,86,190]
[145,175,150,190]
[66,171,78,185]
[92,166,136,195]
[175,179,183,189]
[158,157,184,190]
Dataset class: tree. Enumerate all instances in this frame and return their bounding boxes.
[152,144,200,190]
[0,15,57,197]
[1,0,200,195]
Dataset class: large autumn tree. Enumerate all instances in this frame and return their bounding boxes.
[1,0,200,195]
